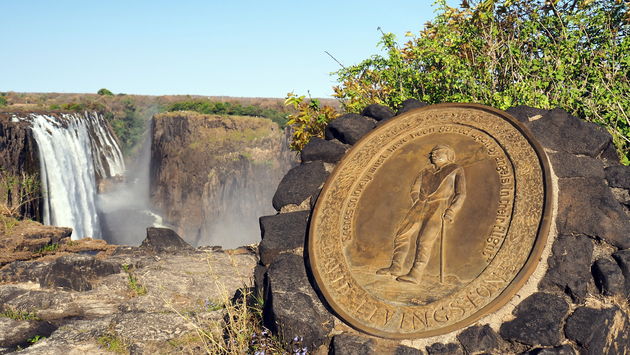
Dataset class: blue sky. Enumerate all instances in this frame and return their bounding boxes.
[1,1,453,98]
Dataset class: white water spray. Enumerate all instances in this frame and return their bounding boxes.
[16,112,125,239]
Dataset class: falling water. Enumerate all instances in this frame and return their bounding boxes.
[16,112,125,239]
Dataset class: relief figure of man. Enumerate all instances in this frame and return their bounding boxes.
[377,145,466,284]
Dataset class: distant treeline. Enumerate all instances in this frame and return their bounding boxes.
[1,92,292,156]
[165,100,288,128]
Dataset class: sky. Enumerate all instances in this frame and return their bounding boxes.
[0,1,454,98]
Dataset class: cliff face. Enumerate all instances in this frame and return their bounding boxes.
[0,113,41,220]
[150,112,294,247]
[0,111,125,239]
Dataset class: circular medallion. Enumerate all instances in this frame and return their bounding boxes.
[309,103,551,338]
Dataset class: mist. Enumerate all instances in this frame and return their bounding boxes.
[98,129,166,245]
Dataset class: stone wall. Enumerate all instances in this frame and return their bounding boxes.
[255,102,630,354]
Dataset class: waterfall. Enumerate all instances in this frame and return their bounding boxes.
[15,112,125,239]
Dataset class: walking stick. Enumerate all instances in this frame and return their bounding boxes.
[440,217,446,284]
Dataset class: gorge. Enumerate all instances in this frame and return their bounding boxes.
[0,109,293,248]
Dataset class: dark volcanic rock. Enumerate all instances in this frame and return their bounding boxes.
[524,345,576,355]
[324,113,376,145]
[396,99,428,115]
[40,254,120,291]
[612,249,630,296]
[0,318,56,348]
[265,254,333,350]
[600,141,622,166]
[0,286,78,321]
[395,345,423,355]
[361,104,395,121]
[506,105,548,124]
[499,292,569,346]
[592,258,626,296]
[547,152,605,179]
[258,210,310,266]
[330,333,376,355]
[0,260,48,284]
[556,177,630,249]
[605,165,630,189]
[527,108,611,157]
[272,161,328,210]
[457,324,502,354]
[426,342,463,355]
[140,227,194,253]
[300,137,347,163]
[565,306,629,355]
[253,263,267,299]
[539,234,594,302]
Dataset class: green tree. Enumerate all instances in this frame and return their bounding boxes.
[110,99,145,154]
[332,0,629,163]
[97,88,114,96]
[0,96,7,107]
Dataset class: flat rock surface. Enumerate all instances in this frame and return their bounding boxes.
[0,245,256,354]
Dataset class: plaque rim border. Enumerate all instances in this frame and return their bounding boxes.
[307,103,553,339]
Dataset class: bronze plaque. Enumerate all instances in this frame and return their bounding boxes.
[309,103,551,338]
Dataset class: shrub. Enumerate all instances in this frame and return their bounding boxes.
[0,169,41,219]
[109,99,145,155]
[97,88,114,96]
[0,96,7,107]
[284,92,338,151]
[331,0,629,163]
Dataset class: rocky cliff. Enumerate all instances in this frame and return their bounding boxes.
[150,112,294,248]
[0,113,41,220]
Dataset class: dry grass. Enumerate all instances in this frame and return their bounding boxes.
[160,254,294,355]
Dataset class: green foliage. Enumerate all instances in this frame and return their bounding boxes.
[59,101,106,112]
[0,215,18,233]
[285,92,339,151]
[0,96,7,107]
[122,264,147,296]
[333,0,629,163]
[109,99,145,155]
[0,169,41,219]
[36,243,59,254]
[165,99,288,128]
[97,88,114,96]
[0,308,40,321]
[27,335,46,344]
[97,334,128,354]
